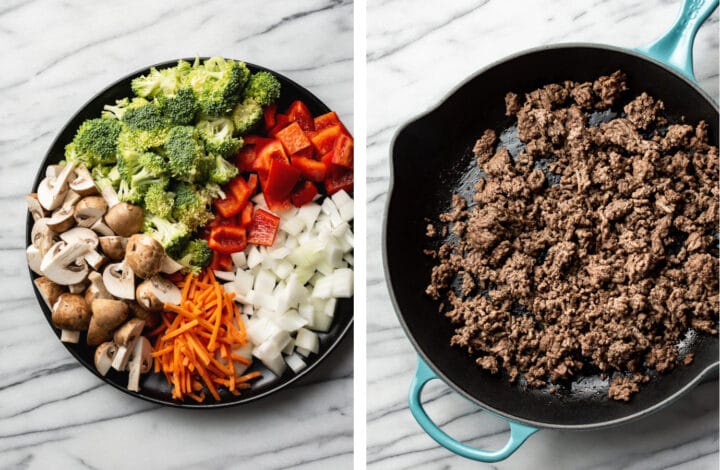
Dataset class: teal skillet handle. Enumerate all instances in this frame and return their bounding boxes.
[408,356,538,462]
[635,0,719,82]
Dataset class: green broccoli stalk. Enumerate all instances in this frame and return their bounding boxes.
[142,213,190,257]
[171,182,214,231]
[243,71,281,106]
[65,118,122,169]
[186,57,250,116]
[195,117,242,157]
[177,239,213,275]
[164,126,208,183]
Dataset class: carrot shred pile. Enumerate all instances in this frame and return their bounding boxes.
[149,270,261,402]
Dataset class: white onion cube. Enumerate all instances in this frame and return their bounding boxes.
[297,203,322,230]
[331,268,353,298]
[254,270,276,295]
[312,276,333,299]
[231,252,247,269]
[285,353,307,373]
[247,246,263,269]
[295,328,320,354]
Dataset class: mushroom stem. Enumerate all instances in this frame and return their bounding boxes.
[60,330,81,343]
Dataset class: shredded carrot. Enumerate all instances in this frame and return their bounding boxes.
[149,269,259,402]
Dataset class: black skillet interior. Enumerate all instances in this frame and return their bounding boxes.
[387,45,719,428]
[27,59,353,408]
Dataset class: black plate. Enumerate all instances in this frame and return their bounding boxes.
[26,58,353,408]
[386,44,719,429]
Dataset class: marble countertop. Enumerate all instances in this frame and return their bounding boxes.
[0,1,352,469]
[367,0,718,469]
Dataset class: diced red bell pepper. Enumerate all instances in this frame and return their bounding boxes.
[287,100,315,131]
[263,103,277,129]
[311,124,345,156]
[210,252,233,271]
[313,111,342,132]
[263,158,301,200]
[214,192,242,218]
[331,133,354,168]
[269,114,290,137]
[320,150,334,168]
[208,226,248,254]
[325,166,354,195]
[276,122,312,156]
[263,192,292,212]
[291,156,327,182]
[236,145,257,172]
[247,208,281,246]
[243,135,274,147]
[166,271,186,283]
[240,202,254,228]
[228,176,252,208]
[247,173,258,195]
[291,181,318,207]
[251,139,288,176]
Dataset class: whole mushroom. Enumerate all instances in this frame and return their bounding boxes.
[99,236,127,261]
[87,298,129,346]
[51,293,91,343]
[125,234,164,279]
[104,203,143,237]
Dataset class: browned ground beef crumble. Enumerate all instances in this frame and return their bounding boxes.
[425,71,719,401]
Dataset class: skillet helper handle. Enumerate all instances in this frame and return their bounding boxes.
[408,356,538,463]
[636,0,718,81]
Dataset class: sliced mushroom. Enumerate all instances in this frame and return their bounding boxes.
[46,205,76,233]
[102,262,135,299]
[125,234,164,279]
[34,276,66,309]
[88,298,129,346]
[111,318,146,371]
[136,276,181,312]
[27,245,43,275]
[26,194,48,221]
[105,203,144,237]
[127,336,153,392]
[62,190,82,209]
[31,218,56,257]
[128,301,160,329]
[40,241,91,285]
[74,196,107,228]
[69,166,98,196]
[38,163,76,211]
[46,164,63,179]
[51,293,90,343]
[68,281,88,294]
[59,227,105,269]
[85,271,112,305]
[94,341,118,376]
[91,218,115,236]
[99,236,127,261]
[159,255,184,274]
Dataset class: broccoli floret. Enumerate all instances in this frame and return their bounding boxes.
[131,65,185,98]
[196,117,242,157]
[207,154,239,185]
[243,71,281,107]
[92,165,121,193]
[102,97,130,120]
[143,213,190,256]
[65,118,122,168]
[172,182,214,231]
[164,126,208,182]
[186,57,250,116]
[177,239,213,275]
[157,87,198,125]
[230,98,263,135]
[202,182,226,200]
[143,182,175,219]
[122,103,165,131]
[117,179,145,204]
[116,151,168,204]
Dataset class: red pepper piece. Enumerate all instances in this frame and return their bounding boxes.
[331,133,354,168]
[310,124,345,156]
[263,103,277,129]
[236,145,257,172]
[276,121,312,156]
[247,208,281,246]
[287,100,315,131]
[269,114,290,137]
[243,135,274,147]
[210,252,234,271]
[208,226,248,254]
[166,271,186,283]
[228,176,252,209]
[214,192,241,218]
[313,111,341,132]
[264,158,301,200]
[247,173,258,195]
[251,139,288,176]
[325,166,354,195]
[240,202,254,228]
[291,181,319,207]
[291,156,327,182]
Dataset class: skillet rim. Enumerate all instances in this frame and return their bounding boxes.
[383,42,719,430]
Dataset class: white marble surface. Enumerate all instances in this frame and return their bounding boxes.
[367,0,718,469]
[0,1,353,469]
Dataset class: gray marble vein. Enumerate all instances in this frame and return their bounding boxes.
[0,1,352,469]
[367,0,719,468]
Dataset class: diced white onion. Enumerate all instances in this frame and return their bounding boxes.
[285,353,307,373]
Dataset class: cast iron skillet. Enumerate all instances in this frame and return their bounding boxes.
[26,58,353,408]
[385,0,719,462]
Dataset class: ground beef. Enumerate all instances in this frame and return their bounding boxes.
[428,70,719,401]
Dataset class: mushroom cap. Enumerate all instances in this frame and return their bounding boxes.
[74,196,107,227]
[69,167,98,196]
[46,205,76,233]
[125,234,164,279]
[26,193,48,221]
[128,301,161,329]
[34,276,66,309]
[105,203,143,237]
[51,293,91,331]
[87,298,129,346]
[41,241,91,285]
[99,236,127,261]
[31,218,57,257]
[129,336,153,373]
[26,245,43,275]
[102,262,135,299]
[94,341,118,375]
[113,317,145,346]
